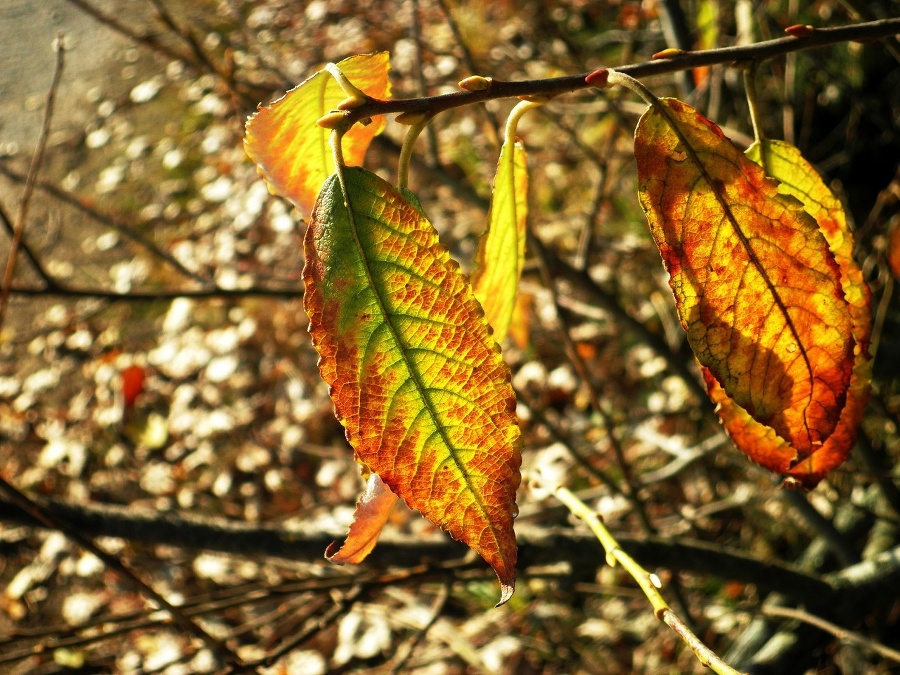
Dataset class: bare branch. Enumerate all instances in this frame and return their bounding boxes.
[0,493,834,606]
[331,19,900,124]
[0,36,65,330]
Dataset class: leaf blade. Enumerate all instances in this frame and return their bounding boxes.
[304,167,521,602]
[244,53,391,215]
[326,473,400,564]
[472,139,529,344]
[635,99,855,454]
[702,140,872,487]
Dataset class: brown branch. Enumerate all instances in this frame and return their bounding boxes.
[0,163,211,284]
[0,195,57,289]
[0,36,64,330]
[64,0,188,63]
[0,477,255,673]
[762,605,900,664]
[6,283,303,301]
[331,18,900,124]
[0,493,834,607]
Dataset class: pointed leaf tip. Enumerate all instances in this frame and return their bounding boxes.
[496,581,515,607]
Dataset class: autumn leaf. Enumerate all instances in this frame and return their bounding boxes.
[244,53,391,215]
[700,140,871,487]
[326,473,400,564]
[120,364,146,411]
[634,99,861,485]
[472,138,528,344]
[304,166,522,603]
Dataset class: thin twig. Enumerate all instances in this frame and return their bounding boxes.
[0,476,255,673]
[0,195,57,289]
[6,283,302,301]
[65,0,186,61]
[0,163,212,284]
[0,35,64,331]
[762,605,900,664]
[528,229,654,531]
[331,19,900,125]
[551,485,746,675]
[390,583,450,674]
[409,0,441,168]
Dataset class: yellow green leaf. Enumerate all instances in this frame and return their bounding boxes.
[634,99,856,471]
[472,101,541,345]
[472,140,528,344]
[244,53,391,215]
[304,166,521,603]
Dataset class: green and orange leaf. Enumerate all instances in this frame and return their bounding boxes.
[304,166,521,603]
[244,53,391,215]
[634,99,868,487]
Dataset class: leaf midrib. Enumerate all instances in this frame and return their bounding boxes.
[654,102,820,442]
[332,166,501,538]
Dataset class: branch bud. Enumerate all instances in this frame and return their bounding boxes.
[784,24,816,38]
[458,75,492,92]
[652,48,688,59]
[316,111,349,129]
[585,68,609,88]
[395,111,428,125]
[337,95,368,110]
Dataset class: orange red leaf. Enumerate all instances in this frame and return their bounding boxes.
[702,140,871,487]
[326,473,400,564]
[635,99,868,487]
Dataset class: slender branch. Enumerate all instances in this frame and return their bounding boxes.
[0,35,64,330]
[552,486,745,675]
[529,228,655,534]
[0,476,254,673]
[65,0,187,63]
[0,493,835,607]
[0,194,57,289]
[762,605,900,664]
[328,19,900,125]
[0,163,210,284]
[6,284,303,301]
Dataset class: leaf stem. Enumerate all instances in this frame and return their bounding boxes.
[329,126,352,178]
[324,61,369,102]
[743,63,769,172]
[606,69,660,108]
[504,98,546,145]
[552,485,747,675]
[398,114,432,190]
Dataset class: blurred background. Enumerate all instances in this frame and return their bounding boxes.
[1,1,899,673]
